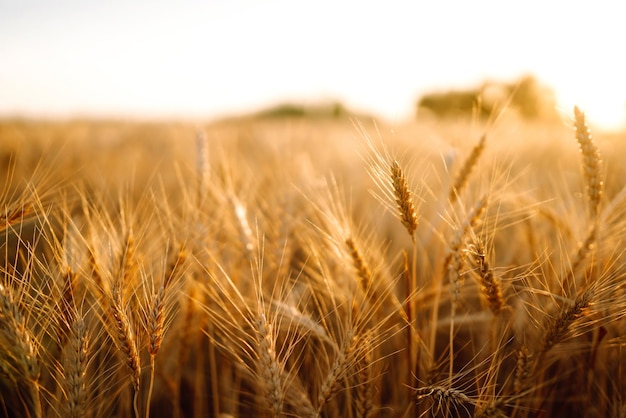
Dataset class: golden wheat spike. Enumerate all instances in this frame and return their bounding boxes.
[449,134,486,203]
[390,160,419,238]
[573,106,603,220]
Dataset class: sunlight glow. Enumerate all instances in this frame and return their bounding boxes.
[1,0,624,129]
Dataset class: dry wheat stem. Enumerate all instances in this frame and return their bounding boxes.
[402,249,416,393]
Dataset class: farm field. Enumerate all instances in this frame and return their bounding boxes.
[0,109,625,418]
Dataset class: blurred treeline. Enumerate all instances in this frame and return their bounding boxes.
[416,74,560,122]
[214,74,561,123]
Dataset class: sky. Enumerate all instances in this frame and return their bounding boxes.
[1,0,625,129]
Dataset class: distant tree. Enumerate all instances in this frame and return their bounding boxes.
[254,101,355,120]
[417,89,487,119]
[510,75,559,121]
[256,103,307,118]
[417,75,560,122]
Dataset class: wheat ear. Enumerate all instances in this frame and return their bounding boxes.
[432,196,487,383]
[561,224,597,292]
[345,237,372,293]
[0,283,42,418]
[540,288,593,356]
[573,106,603,220]
[354,335,375,418]
[472,238,505,316]
[0,201,33,234]
[196,130,210,206]
[513,346,532,395]
[414,385,473,416]
[62,317,89,418]
[390,161,419,239]
[445,196,488,303]
[109,282,141,416]
[317,328,357,414]
[230,194,256,259]
[449,134,486,203]
[145,245,186,418]
[256,311,284,417]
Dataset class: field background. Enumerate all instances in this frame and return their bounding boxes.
[0,108,625,418]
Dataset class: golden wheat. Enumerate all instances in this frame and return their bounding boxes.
[390,160,419,238]
[449,134,487,203]
[0,106,624,418]
[573,106,603,220]
[61,317,89,418]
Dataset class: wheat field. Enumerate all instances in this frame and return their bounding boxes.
[0,108,625,418]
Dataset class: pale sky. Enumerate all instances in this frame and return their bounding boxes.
[1,0,625,129]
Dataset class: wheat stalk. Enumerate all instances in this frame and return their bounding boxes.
[561,224,597,292]
[449,134,486,203]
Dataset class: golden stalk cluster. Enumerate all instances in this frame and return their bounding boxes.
[0,106,623,418]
